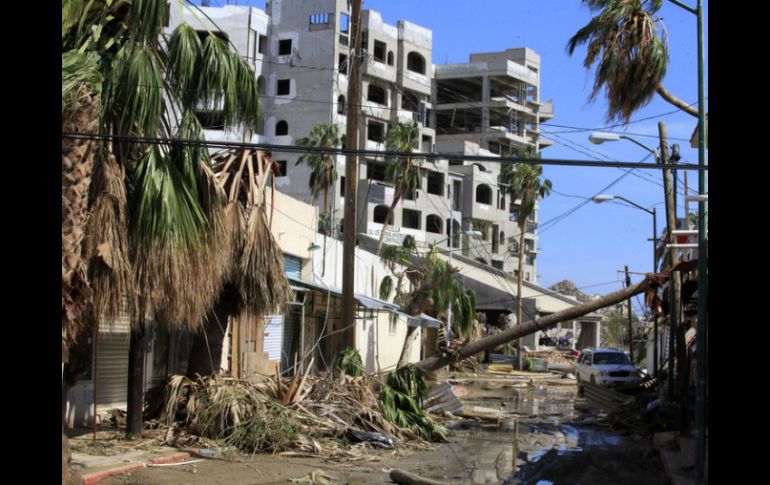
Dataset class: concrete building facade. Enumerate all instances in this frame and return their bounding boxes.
[168,0,554,284]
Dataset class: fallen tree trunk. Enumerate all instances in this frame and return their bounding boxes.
[389,468,447,485]
[417,278,652,373]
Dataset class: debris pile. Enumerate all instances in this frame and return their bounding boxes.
[158,370,442,458]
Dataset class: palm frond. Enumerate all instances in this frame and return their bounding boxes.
[106,43,165,135]
[127,0,168,46]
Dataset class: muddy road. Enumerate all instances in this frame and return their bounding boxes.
[101,377,668,484]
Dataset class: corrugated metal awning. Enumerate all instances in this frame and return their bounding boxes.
[407,313,442,328]
[287,275,404,313]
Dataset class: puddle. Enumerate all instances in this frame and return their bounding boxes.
[420,382,666,484]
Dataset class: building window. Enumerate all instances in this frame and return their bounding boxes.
[278,38,292,56]
[476,184,492,204]
[340,176,345,196]
[446,219,461,248]
[367,162,387,181]
[402,209,421,229]
[373,40,386,63]
[499,232,505,248]
[275,160,287,177]
[367,84,387,105]
[426,214,442,234]
[387,51,394,66]
[427,171,443,195]
[452,181,462,210]
[339,54,348,75]
[407,52,426,74]
[340,13,350,33]
[277,79,291,96]
[491,260,504,270]
[275,120,289,136]
[258,35,268,55]
[498,190,506,210]
[309,13,331,25]
[337,95,346,115]
[367,121,385,143]
[373,205,391,224]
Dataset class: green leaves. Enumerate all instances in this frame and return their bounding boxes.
[567,0,669,122]
[107,43,164,136]
[379,365,448,442]
[296,123,343,200]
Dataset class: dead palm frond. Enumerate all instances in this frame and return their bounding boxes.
[213,149,293,315]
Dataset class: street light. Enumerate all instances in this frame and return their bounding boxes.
[589,132,659,157]
[592,194,659,375]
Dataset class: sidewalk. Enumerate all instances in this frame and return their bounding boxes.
[652,431,708,485]
[71,447,195,484]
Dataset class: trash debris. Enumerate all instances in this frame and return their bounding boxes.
[289,470,339,484]
[347,431,394,448]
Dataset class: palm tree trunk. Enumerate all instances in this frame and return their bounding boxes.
[417,277,652,373]
[126,320,146,439]
[516,224,526,369]
[656,85,699,118]
[375,192,402,255]
[397,326,419,369]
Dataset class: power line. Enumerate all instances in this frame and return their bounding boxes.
[61,132,706,170]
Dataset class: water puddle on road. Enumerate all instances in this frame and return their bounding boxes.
[423,381,667,485]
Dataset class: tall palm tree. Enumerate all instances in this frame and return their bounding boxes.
[500,149,552,368]
[375,122,423,255]
[296,122,343,230]
[379,238,476,369]
[62,0,263,443]
[567,0,698,123]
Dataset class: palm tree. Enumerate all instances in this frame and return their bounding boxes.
[567,0,698,123]
[500,149,552,368]
[379,238,476,369]
[296,122,343,229]
[375,122,423,255]
[62,0,263,443]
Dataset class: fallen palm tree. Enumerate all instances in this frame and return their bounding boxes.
[417,273,666,373]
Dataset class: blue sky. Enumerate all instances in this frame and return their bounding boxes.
[362,0,708,307]
[207,1,708,310]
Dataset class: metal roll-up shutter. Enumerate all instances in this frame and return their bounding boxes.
[284,254,302,279]
[94,313,131,410]
[264,315,283,362]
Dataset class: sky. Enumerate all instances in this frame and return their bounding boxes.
[206,1,708,311]
[363,0,709,309]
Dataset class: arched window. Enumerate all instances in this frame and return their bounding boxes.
[367,84,387,105]
[407,52,426,74]
[373,205,391,224]
[426,214,442,234]
[476,184,492,204]
[337,95,346,115]
[275,120,289,136]
[387,51,394,66]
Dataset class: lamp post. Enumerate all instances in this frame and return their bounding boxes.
[592,194,658,373]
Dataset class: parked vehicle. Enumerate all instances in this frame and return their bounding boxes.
[575,348,641,392]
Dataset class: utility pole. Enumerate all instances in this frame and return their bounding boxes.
[341,0,362,359]
[624,265,633,363]
[659,122,683,412]
[652,207,659,378]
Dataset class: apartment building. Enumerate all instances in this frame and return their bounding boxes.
[168,0,552,284]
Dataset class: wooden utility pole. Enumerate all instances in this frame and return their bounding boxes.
[341,0,362,359]
[658,122,683,408]
[625,265,634,363]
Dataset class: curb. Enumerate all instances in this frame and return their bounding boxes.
[81,452,191,484]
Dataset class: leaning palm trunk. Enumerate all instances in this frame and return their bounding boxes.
[516,222,526,368]
[418,277,658,373]
[375,192,403,256]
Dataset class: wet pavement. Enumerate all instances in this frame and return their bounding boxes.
[408,379,669,485]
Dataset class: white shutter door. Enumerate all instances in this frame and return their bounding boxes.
[94,313,131,410]
[264,315,283,362]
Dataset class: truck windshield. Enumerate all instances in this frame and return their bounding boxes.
[593,352,630,365]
